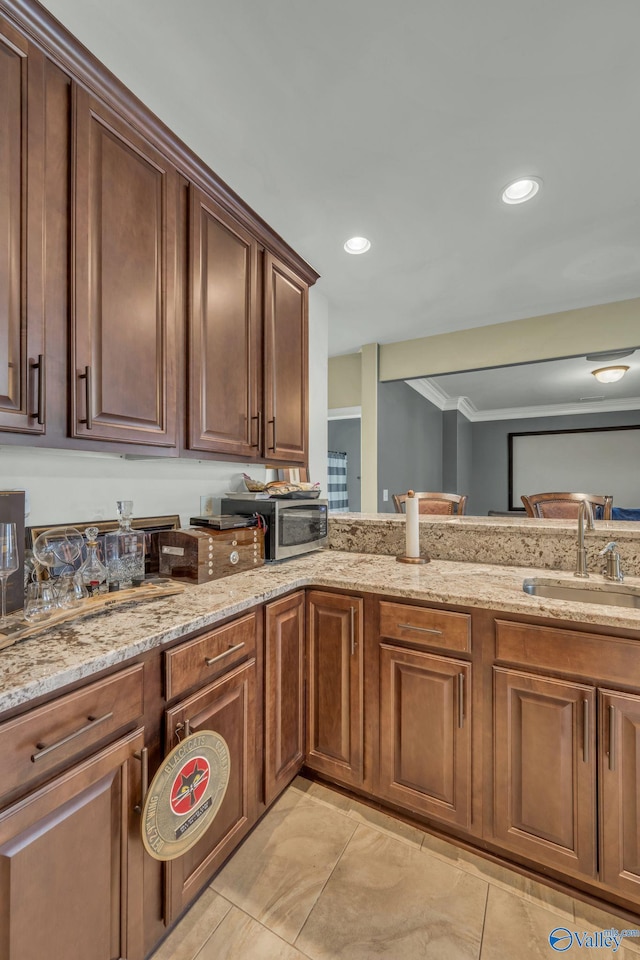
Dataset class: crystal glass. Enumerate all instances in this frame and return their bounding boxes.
[24,581,58,622]
[0,522,20,624]
[105,501,145,588]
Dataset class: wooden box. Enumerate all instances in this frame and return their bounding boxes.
[158,527,263,582]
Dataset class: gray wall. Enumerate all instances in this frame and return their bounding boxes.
[470,409,640,516]
[328,418,361,511]
[442,410,473,500]
[377,381,443,513]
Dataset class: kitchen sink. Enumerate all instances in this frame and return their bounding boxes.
[523,578,640,608]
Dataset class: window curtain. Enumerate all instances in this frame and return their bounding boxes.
[327,451,349,512]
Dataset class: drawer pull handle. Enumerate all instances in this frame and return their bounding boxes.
[397,623,443,636]
[205,641,245,666]
[458,673,465,728]
[350,606,356,656]
[31,711,113,762]
[134,747,149,814]
[609,704,615,771]
[583,699,589,763]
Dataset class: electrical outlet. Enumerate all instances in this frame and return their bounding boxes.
[383,489,389,502]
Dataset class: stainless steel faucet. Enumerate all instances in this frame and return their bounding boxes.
[574,500,594,578]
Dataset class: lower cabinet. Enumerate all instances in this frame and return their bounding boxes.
[306,591,364,788]
[378,644,472,828]
[163,659,256,922]
[264,591,305,806]
[599,688,640,897]
[493,667,597,879]
[0,727,145,960]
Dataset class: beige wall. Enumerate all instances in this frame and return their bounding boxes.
[378,297,640,381]
[328,353,362,408]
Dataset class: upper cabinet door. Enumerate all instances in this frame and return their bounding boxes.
[71,87,177,446]
[188,187,260,457]
[263,253,308,464]
[0,20,45,434]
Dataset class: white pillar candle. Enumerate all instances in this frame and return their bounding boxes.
[405,491,420,558]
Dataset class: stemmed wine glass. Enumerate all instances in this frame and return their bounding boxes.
[0,522,20,625]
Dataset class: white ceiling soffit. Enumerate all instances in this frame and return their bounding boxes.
[407,352,640,420]
[328,406,362,421]
[36,0,640,357]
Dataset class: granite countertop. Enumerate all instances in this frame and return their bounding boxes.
[2,549,640,715]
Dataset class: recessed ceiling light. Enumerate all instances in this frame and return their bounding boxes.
[591,365,630,383]
[501,177,542,205]
[344,236,371,255]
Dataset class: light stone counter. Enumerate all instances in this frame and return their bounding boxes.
[329,513,640,576]
[2,549,640,716]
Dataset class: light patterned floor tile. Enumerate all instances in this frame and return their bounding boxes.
[290,776,352,812]
[345,797,425,847]
[196,906,313,960]
[296,823,488,960]
[481,885,638,960]
[211,789,356,942]
[572,900,640,956]
[149,888,231,960]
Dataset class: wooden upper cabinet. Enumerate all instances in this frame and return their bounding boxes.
[71,86,177,446]
[188,187,260,456]
[264,252,308,463]
[0,19,45,434]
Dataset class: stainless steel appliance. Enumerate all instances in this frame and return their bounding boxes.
[221,497,328,561]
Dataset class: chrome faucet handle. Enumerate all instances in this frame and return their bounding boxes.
[599,541,624,582]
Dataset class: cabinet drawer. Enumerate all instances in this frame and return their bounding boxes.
[165,612,257,700]
[0,663,144,800]
[495,620,640,687]
[379,601,471,653]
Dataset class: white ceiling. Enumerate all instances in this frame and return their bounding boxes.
[410,349,640,420]
[36,0,640,357]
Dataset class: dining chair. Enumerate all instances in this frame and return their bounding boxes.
[521,492,613,520]
[392,492,468,515]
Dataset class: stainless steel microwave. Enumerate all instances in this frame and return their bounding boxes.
[221,498,328,561]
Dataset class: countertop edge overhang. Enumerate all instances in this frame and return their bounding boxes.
[3,549,640,715]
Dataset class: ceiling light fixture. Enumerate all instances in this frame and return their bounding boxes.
[344,236,371,255]
[591,365,630,384]
[501,177,542,205]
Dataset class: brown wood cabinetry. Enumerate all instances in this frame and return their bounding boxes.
[493,667,597,879]
[599,688,640,898]
[0,727,145,960]
[306,591,363,787]
[378,644,471,828]
[71,86,178,446]
[164,659,257,922]
[264,591,305,805]
[0,18,45,435]
[264,252,308,463]
[188,187,260,457]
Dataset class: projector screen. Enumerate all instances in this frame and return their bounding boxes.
[509,426,640,511]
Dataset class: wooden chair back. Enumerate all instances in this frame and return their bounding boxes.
[521,492,613,520]
[392,492,468,516]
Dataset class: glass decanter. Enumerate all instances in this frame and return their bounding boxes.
[77,526,108,590]
[104,501,145,588]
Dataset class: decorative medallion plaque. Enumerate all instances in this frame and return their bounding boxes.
[141,731,231,861]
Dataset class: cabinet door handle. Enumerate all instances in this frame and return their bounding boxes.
[251,411,262,447]
[134,746,149,814]
[176,718,195,742]
[31,712,113,762]
[583,699,589,763]
[397,622,443,637]
[609,704,615,771]
[350,606,356,656]
[30,354,46,425]
[205,641,245,666]
[79,365,93,429]
[268,417,277,451]
[458,673,465,728]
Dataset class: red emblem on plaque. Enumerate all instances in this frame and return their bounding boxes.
[170,756,210,814]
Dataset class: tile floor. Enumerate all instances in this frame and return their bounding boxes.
[151,777,640,960]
